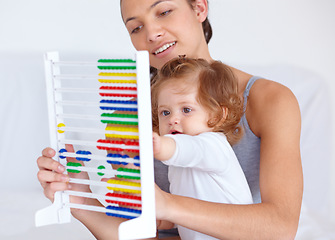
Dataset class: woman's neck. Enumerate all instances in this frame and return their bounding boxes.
[230,66,253,96]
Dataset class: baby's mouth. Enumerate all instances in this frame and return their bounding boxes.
[170,131,182,135]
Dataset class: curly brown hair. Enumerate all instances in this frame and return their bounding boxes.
[151,57,244,145]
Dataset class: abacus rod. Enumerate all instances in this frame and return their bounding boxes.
[65,203,140,218]
[66,166,140,178]
[55,101,137,109]
[69,178,141,191]
[58,139,140,151]
[66,165,113,175]
[54,87,138,95]
[58,126,139,136]
[59,152,139,165]
[57,113,138,122]
[64,190,141,205]
[53,61,136,66]
[53,75,136,80]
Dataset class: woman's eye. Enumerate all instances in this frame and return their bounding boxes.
[160,10,171,17]
[161,110,170,116]
[183,108,192,114]
[131,25,143,34]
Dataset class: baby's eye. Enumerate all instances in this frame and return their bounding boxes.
[131,25,143,34]
[161,110,170,116]
[183,108,192,114]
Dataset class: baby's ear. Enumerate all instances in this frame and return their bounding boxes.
[214,107,228,128]
[222,107,228,121]
[207,107,228,128]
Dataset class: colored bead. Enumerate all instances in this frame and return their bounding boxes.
[59,148,67,159]
[75,150,92,161]
[97,165,106,176]
[66,162,82,173]
[57,123,65,133]
[98,59,135,63]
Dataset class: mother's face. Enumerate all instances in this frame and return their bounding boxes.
[120,0,209,69]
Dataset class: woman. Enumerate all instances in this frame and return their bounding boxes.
[37,0,303,239]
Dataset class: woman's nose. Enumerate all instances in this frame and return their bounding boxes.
[146,22,163,42]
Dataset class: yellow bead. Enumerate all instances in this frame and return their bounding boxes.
[57,123,65,133]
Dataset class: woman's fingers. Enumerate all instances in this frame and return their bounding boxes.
[37,147,68,189]
[42,147,56,158]
[44,182,69,202]
[37,169,69,185]
[37,146,92,204]
[37,155,65,172]
[38,147,64,173]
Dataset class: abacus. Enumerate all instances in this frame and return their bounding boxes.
[35,51,156,240]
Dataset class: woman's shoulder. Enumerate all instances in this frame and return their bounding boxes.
[251,78,294,99]
[231,67,292,98]
[246,78,301,136]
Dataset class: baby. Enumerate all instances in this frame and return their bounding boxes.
[151,57,253,240]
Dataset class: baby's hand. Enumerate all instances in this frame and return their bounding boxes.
[152,132,161,157]
[152,132,176,161]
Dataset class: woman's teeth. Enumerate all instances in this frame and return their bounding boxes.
[154,42,176,55]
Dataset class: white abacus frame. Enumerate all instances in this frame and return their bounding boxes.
[35,51,156,240]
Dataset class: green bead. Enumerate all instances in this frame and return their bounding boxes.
[97,66,136,70]
[66,162,82,173]
[98,59,135,63]
[116,175,141,180]
[101,120,138,125]
[101,113,138,119]
[97,165,106,176]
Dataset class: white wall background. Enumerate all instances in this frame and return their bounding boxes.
[208,0,335,219]
[0,0,334,239]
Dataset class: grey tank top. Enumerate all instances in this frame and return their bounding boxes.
[154,76,262,203]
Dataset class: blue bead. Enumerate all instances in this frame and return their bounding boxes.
[59,148,67,159]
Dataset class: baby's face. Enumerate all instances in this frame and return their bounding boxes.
[157,80,213,136]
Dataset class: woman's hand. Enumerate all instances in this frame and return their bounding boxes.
[155,184,175,231]
[154,184,172,223]
[36,145,91,205]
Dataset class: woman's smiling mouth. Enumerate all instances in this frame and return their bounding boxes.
[154,42,176,55]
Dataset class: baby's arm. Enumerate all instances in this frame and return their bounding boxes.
[152,132,176,161]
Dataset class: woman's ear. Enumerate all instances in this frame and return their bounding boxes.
[193,0,208,23]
